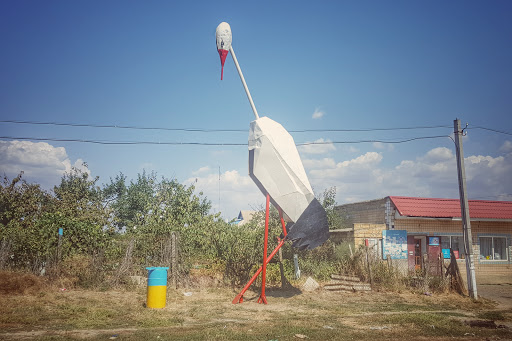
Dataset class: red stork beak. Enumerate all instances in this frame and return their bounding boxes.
[218,49,229,80]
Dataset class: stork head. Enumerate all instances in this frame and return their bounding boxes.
[216,22,232,80]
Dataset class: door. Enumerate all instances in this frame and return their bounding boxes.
[407,236,416,272]
[414,238,422,271]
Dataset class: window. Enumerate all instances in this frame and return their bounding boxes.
[441,238,450,250]
[441,235,465,259]
[452,236,464,258]
[480,236,508,261]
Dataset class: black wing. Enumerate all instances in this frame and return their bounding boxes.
[284,198,330,250]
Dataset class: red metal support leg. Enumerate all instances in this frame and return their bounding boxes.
[232,201,289,304]
[279,208,287,237]
[232,239,286,303]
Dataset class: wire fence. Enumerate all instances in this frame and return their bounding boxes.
[0,231,509,294]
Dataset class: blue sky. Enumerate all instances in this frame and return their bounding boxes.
[1,0,511,220]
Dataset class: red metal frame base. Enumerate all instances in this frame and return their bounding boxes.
[232,196,288,304]
[257,294,267,304]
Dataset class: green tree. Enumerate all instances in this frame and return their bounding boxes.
[103,171,165,232]
[105,171,212,267]
[319,186,346,230]
[0,172,57,270]
[52,166,111,255]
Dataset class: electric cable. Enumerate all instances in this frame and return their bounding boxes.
[0,135,451,146]
[469,126,512,136]
[0,119,452,133]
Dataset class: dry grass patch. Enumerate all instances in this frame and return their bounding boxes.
[0,276,510,341]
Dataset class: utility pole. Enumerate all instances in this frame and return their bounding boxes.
[454,119,478,300]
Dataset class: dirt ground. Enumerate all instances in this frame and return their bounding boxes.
[1,271,512,340]
[478,282,512,310]
[474,272,512,310]
[1,285,512,340]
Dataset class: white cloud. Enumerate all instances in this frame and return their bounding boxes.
[302,158,336,170]
[187,136,512,219]
[184,146,512,221]
[463,154,512,199]
[0,140,89,190]
[298,138,336,155]
[346,146,360,153]
[372,142,395,151]
[420,147,453,162]
[185,168,263,220]
[306,147,512,205]
[312,108,324,119]
[192,166,211,175]
[310,152,383,184]
[500,140,512,153]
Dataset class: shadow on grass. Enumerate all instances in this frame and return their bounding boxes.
[266,286,303,298]
[239,284,303,302]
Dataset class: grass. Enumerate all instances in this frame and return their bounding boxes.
[476,310,507,321]
[0,283,511,341]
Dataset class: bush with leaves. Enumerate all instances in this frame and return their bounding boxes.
[0,173,56,271]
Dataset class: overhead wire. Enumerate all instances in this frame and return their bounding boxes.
[469,126,512,136]
[0,135,451,146]
[0,136,245,146]
[0,119,451,133]
[0,119,507,146]
[298,135,450,145]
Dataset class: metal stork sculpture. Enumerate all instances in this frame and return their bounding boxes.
[216,22,330,304]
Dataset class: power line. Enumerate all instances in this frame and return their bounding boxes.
[0,119,246,132]
[291,125,451,132]
[0,136,245,146]
[2,119,510,137]
[470,126,512,136]
[0,119,451,133]
[299,135,450,145]
[0,135,451,146]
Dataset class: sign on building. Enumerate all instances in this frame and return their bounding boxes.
[382,230,408,259]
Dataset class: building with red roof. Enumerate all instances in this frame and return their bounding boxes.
[388,196,512,220]
[334,196,512,276]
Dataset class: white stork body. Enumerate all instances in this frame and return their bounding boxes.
[249,116,314,223]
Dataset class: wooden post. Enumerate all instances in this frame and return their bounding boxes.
[438,254,443,277]
[170,232,178,289]
[423,253,430,290]
[366,245,373,288]
[278,248,286,289]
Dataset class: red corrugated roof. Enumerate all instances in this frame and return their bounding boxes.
[389,196,512,220]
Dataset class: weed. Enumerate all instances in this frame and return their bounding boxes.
[477,310,506,321]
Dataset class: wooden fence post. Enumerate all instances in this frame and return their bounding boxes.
[366,246,373,288]
[170,232,178,289]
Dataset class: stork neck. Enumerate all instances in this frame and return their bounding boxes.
[229,46,259,120]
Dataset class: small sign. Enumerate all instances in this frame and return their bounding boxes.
[58,228,63,236]
[442,249,450,259]
[429,237,439,246]
[382,230,408,259]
